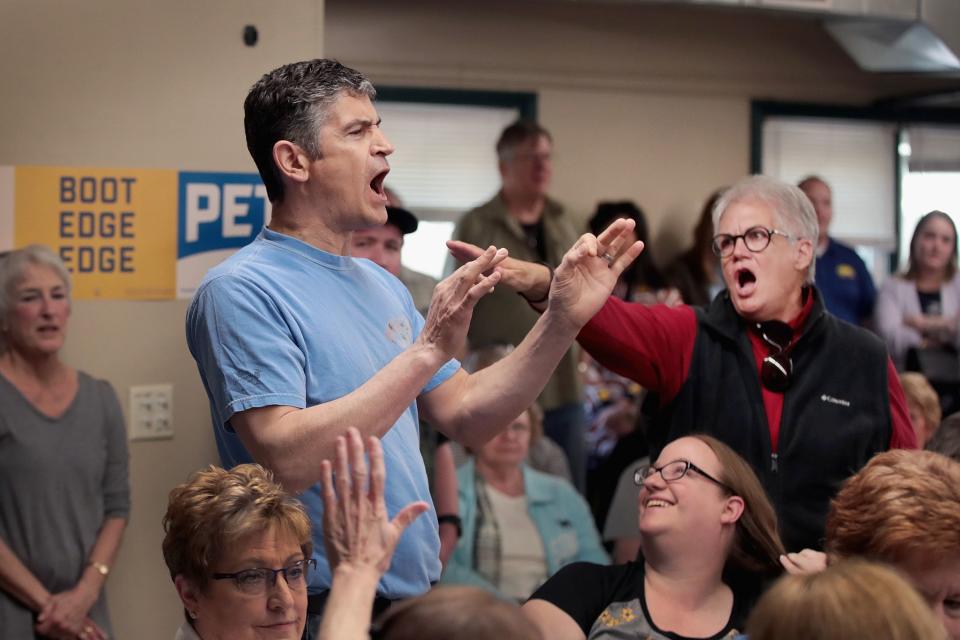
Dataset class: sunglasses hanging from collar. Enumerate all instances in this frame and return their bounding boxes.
[754,320,794,393]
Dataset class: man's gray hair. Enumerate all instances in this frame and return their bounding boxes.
[244,59,377,203]
[712,175,819,283]
[0,245,72,353]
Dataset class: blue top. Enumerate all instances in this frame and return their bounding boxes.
[815,238,876,325]
[442,458,608,595]
[186,227,459,598]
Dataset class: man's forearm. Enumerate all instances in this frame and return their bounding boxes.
[235,342,449,493]
[428,308,580,449]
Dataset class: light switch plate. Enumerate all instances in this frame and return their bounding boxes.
[129,384,174,441]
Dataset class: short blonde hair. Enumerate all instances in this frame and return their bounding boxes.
[899,372,941,441]
[747,559,945,640]
[162,463,312,589]
[826,450,960,565]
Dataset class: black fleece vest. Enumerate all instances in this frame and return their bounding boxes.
[644,289,891,552]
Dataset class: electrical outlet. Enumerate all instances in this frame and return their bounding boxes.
[129,384,174,441]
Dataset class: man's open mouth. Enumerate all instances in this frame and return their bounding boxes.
[370,169,388,198]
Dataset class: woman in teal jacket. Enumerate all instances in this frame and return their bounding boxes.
[441,405,608,601]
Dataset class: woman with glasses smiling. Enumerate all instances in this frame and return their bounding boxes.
[523,435,784,640]
[162,463,313,640]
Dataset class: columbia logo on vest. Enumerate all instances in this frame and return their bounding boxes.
[821,394,851,407]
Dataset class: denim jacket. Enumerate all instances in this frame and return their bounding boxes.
[441,459,608,595]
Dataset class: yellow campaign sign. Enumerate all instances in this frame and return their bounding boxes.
[14,166,177,299]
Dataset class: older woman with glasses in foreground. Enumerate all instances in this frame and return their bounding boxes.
[522,435,785,640]
[162,464,313,640]
[448,174,916,553]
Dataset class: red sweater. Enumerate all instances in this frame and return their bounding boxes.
[578,296,916,452]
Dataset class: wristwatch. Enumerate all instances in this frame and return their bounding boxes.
[89,561,110,577]
[437,514,463,538]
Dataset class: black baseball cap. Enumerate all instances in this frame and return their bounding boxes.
[386,206,419,235]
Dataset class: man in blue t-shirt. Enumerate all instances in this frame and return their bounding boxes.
[799,176,876,325]
[186,59,640,634]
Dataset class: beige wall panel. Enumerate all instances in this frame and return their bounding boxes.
[0,0,322,169]
[61,300,210,639]
[326,0,956,260]
[0,1,323,639]
[540,88,748,260]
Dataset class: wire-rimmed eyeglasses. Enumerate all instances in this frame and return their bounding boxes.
[634,459,732,493]
[212,558,316,595]
[711,226,792,258]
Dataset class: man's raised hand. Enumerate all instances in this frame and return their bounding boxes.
[548,218,645,328]
[417,245,507,359]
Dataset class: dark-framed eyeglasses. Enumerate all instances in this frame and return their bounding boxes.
[711,226,792,257]
[634,459,732,493]
[755,320,794,393]
[212,558,316,595]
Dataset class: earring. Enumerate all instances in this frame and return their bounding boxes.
[189,610,198,620]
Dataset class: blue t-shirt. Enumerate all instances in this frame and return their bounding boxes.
[186,227,459,598]
[815,238,876,325]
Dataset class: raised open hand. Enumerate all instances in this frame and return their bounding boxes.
[320,428,429,577]
[548,218,645,328]
[418,246,507,359]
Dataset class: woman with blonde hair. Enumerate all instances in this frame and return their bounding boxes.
[747,559,946,640]
[442,400,607,601]
[0,245,129,640]
[162,463,314,640]
[876,210,960,371]
[523,434,784,640]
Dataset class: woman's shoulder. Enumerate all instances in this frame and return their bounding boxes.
[76,371,118,397]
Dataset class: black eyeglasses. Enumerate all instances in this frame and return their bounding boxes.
[634,459,732,493]
[711,226,792,257]
[212,558,315,595]
[755,320,794,393]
